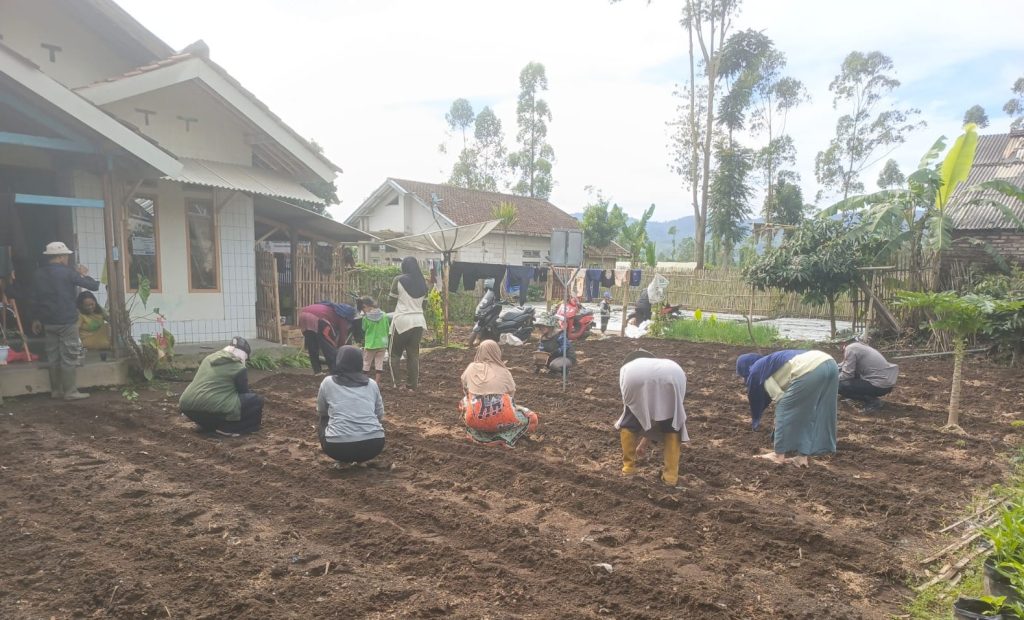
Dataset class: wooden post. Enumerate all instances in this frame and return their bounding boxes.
[289,226,299,324]
[271,254,283,344]
[101,171,127,359]
[619,273,630,337]
[544,268,553,312]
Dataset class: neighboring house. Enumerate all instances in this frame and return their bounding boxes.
[0,0,368,345]
[945,130,1024,273]
[347,178,584,268]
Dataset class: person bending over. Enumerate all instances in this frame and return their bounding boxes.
[616,349,688,487]
[460,340,539,448]
[736,350,838,468]
[316,346,386,464]
[180,337,264,436]
[838,336,898,412]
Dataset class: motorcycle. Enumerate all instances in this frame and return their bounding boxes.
[628,303,683,325]
[471,287,536,343]
[555,296,594,340]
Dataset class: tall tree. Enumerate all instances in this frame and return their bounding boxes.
[473,107,508,192]
[707,140,753,265]
[962,104,990,129]
[445,99,475,151]
[876,159,905,189]
[1004,76,1024,131]
[448,105,509,191]
[667,225,678,259]
[763,169,805,229]
[814,51,923,202]
[509,62,555,199]
[492,202,519,264]
[686,0,743,270]
[717,30,807,247]
[580,188,628,249]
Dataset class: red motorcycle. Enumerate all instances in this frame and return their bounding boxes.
[555,296,595,340]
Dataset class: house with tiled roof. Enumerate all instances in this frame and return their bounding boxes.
[0,0,368,364]
[347,178,626,268]
[944,129,1024,273]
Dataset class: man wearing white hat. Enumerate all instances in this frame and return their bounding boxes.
[31,241,99,400]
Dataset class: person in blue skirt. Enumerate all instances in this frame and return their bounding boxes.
[736,350,839,468]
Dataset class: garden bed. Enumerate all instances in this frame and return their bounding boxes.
[1,336,1022,618]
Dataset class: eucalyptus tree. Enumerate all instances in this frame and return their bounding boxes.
[445,98,475,151]
[1004,76,1024,131]
[962,104,990,129]
[814,51,924,202]
[876,159,905,190]
[448,105,509,192]
[509,62,555,199]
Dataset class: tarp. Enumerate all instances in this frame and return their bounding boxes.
[382,220,501,253]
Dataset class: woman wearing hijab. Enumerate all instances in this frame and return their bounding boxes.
[616,349,688,487]
[76,291,111,351]
[180,337,264,436]
[460,340,539,448]
[736,350,839,467]
[389,256,428,389]
[316,345,386,463]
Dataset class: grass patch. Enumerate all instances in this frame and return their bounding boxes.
[661,318,779,347]
[906,556,985,619]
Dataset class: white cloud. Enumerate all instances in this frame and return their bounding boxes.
[115,0,1024,224]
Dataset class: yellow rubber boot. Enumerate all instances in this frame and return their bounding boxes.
[619,428,639,475]
[661,431,682,487]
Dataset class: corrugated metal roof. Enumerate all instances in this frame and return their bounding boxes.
[947,133,1024,230]
[168,158,323,204]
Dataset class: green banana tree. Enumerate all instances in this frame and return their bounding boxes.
[618,203,657,268]
[821,124,979,291]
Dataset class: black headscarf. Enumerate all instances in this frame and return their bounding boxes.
[397,256,427,298]
[332,345,369,387]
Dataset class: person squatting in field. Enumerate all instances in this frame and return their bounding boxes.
[838,335,898,412]
[736,350,839,468]
[460,340,539,448]
[616,349,689,487]
[179,337,265,437]
[316,345,386,464]
[534,313,576,375]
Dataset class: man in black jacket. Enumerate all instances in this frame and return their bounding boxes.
[31,242,99,400]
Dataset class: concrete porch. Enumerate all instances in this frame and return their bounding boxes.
[0,339,301,400]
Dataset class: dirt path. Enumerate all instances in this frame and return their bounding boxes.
[1,338,1021,619]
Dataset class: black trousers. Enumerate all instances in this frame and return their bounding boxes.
[304,329,338,374]
[838,378,892,402]
[321,437,385,463]
[390,327,424,389]
[184,393,264,434]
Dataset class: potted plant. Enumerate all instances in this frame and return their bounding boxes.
[952,595,1022,620]
[983,501,1024,606]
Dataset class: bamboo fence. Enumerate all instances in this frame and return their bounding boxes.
[255,250,282,343]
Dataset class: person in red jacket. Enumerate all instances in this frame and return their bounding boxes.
[297,302,350,374]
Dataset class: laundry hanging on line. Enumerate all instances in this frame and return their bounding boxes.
[449,261,507,293]
[504,266,536,305]
[584,269,604,301]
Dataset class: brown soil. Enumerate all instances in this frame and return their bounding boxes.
[1,336,1022,619]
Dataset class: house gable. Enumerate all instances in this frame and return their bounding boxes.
[76,51,339,184]
[0,0,169,89]
[346,179,456,236]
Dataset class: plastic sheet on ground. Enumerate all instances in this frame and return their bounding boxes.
[624,320,651,339]
[499,333,524,346]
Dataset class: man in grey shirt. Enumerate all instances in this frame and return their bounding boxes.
[838,336,898,412]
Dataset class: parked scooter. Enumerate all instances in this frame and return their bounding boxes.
[469,280,536,345]
[555,296,594,340]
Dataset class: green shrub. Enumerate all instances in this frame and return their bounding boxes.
[278,350,312,368]
[247,351,278,371]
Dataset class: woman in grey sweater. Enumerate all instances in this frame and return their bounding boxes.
[316,346,385,463]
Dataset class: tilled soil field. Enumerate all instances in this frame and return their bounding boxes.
[1,337,1022,619]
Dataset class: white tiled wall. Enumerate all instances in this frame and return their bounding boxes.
[73,207,109,307]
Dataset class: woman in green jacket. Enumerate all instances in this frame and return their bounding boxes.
[179,337,265,436]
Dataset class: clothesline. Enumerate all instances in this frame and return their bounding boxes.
[436,261,648,303]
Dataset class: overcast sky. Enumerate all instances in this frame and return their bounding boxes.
[117,0,1024,225]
